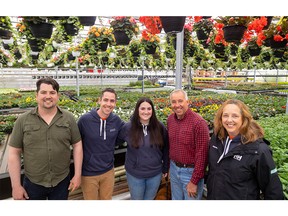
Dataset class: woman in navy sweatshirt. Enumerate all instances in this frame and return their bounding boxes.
[118,97,169,200]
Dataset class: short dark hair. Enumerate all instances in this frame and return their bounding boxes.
[36,77,60,93]
[100,88,117,99]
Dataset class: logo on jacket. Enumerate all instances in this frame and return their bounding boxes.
[233,155,242,161]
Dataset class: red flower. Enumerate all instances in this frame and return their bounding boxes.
[139,16,162,35]
[274,34,285,41]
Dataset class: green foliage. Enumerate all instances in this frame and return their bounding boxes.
[0,16,12,29]
[258,114,288,199]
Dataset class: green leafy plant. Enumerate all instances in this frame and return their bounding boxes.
[193,18,214,32]
[0,16,12,30]
[129,39,143,56]
[262,17,288,42]
[214,16,253,27]
[140,29,160,48]
[87,26,115,47]
[110,16,139,39]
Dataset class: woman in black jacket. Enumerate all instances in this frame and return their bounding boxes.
[207,99,283,200]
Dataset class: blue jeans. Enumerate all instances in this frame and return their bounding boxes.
[170,160,204,200]
[23,174,70,200]
[126,171,162,200]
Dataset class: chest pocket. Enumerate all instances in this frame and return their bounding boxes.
[54,122,71,141]
[224,150,257,184]
[23,124,41,146]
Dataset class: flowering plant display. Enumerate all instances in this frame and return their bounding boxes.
[87,26,115,45]
[184,23,193,40]
[246,36,262,49]
[139,16,162,34]
[16,18,34,39]
[140,30,160,48]
[110,16,139,39]
[262,17,288,42]
[193,17,214,32]
[214,16,253,27]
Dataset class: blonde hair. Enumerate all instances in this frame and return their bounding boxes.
[213,99,264,144]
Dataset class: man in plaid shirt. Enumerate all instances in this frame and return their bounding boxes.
[167,89,210,200]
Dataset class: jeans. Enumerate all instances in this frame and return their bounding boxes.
[23,174,70,200]
[126,171,162,200]
[170,160,204,200]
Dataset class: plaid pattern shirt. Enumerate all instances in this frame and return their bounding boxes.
[167,109,210,185]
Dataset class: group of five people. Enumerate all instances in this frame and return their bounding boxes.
[7,77,284,200]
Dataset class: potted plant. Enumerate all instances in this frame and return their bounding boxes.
[246,36,262,57]
[214,16,253,43]
[262,17,288,49]
[193,17,214,41]
[78,16,96,26]
[260,47,272,62]
[87,26,115,52]
[184,40,199,58]
[110,16,139,45]
[16,18,46,52]
[22,16,54,39]
[59,16,82,36]
[159,16,186,34]
[140,30,160,54]
[129,39,143,57]
[0,16,13,39]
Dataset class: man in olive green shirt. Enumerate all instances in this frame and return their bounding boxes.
[8,77,83,200]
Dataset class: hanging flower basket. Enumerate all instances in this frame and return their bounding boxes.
[28,38,45,52]
[14,49,22,59]
[223,25,247,43]
[160,16,186,34]
[31,53,39,60]
[28,22,53,39]
[78,16,96,26]
[185,44,196,57]
[63,23,79,36]
[262,53,271,61]
[248,46,262,57]
[99,42,109,51]
[214,44,226,60]
[0,28,12,39]
[269,38,287,49]
[68,53,75,61]
[113,30,131,45]
[145,45,156,54]
[132,50,141,57]
[2,42,11,50]
[101,56,109,64]
[272,49,285,58]
[214,44,225,54]
[196,29,211,41]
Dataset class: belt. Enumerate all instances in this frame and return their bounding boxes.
[173,161,194,168]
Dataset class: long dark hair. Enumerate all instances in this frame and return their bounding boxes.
[130,97,164,149]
